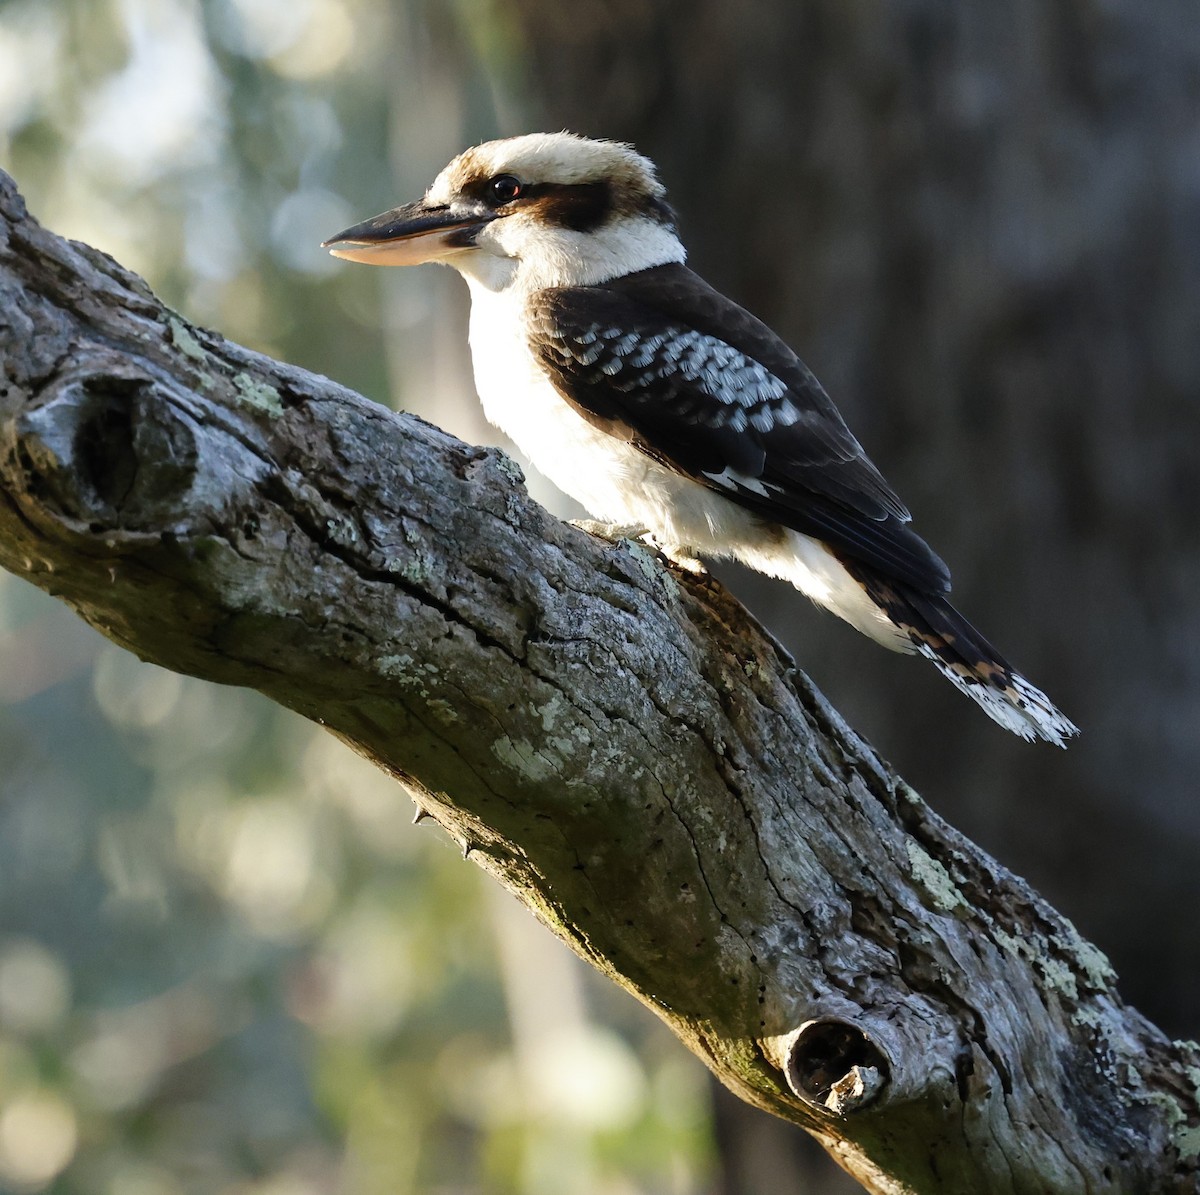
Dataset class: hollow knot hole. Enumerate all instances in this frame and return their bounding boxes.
[786,1018,891,1116]
[75,383,139,511]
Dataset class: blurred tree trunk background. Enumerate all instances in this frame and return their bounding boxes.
[504,1,1200,1190]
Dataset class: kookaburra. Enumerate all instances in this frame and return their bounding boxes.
[323,132,1076,745]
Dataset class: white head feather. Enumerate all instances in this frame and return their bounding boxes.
[429,132,685,292]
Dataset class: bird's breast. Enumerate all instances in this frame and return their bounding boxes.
[465,286,656,521]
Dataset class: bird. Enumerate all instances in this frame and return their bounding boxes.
[322,132,1077,745]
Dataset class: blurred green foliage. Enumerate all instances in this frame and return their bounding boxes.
[0,1,716,1190]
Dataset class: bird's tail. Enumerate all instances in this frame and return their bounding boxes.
[848,569,1078,746]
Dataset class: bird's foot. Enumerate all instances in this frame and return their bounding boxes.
[570,519,652,541]
[569,521,708,575]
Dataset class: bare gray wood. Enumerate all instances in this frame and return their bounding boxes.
[0,170,1196,1194]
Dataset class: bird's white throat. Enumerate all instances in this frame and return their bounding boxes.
[454,215,685,293]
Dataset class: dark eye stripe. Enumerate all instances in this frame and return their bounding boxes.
[462,175,676,232]
[519,181,613,231]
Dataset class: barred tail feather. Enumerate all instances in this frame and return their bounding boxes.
[849,570,1078,746]
[911,635,1078,746]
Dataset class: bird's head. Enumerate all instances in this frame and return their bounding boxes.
[323,132,684,291]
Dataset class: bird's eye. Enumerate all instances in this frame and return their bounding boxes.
[488,174,523,204]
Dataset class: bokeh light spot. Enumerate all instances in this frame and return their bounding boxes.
[93,648,185,730]
[0,1091,78,1188]
[0,940,71,1036]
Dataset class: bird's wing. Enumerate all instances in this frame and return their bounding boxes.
[526,263,950,593]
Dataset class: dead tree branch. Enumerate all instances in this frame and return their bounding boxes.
[0,170,1196,1194]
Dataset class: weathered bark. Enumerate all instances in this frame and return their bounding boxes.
[0,172,1196,1194]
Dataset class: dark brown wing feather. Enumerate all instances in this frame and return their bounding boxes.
[526,263,951,594]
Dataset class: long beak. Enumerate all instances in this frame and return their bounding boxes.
[321,198,493,266]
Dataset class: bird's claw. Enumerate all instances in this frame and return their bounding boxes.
[570,520,708,575]
[655,545,707,574]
